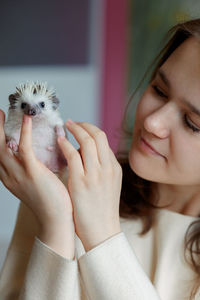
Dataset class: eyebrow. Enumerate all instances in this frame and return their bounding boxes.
[157,69,200,118]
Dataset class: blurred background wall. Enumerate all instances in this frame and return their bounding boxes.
[0,0,199,270]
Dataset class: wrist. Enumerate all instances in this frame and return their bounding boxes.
[10,202,39,251]
[82,223,122,252]
[38,219,75,260]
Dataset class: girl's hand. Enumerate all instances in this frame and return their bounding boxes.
[57,120,122,252]
[0,110,73,230]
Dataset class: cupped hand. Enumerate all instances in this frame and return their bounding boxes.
[57,120,122,251]
[0,110,73,229]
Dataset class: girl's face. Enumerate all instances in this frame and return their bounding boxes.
[129,37,200,186]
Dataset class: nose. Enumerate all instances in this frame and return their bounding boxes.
[28,108,36,116]
[143,103,174,138]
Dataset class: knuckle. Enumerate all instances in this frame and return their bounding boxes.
[18,144,26,155]
[106,161,122,176]
[83,136,94,145]
[68,149,78,160]
[95,130,107,140]
[19,144,30,157]
[13,175,22,185]
[2,178,11,190]
[3,175,23,191]
[81,121,88,127]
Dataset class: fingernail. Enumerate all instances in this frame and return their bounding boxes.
[58,136,65,141]
[23,115,30,124]
[66,119,74,126]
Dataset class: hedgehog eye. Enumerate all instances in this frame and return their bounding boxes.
[40,102,45,108]
[21,102,27,109]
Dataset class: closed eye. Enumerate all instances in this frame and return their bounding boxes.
[151,84,200,133]
[151,85,168,98]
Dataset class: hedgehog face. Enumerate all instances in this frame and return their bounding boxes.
[9,82,60,119]
[21,101,46,116]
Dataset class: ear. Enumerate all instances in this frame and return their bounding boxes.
[8,93,18,109]
[52,96,60,110]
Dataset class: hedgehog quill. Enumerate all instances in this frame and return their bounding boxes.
[4,81,68,174]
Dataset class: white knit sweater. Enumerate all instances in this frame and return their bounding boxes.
[0,208,199,299]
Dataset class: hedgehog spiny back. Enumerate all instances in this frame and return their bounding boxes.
[15,81,56,99]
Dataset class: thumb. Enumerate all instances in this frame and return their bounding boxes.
[0,110,6,146]
[18,115,35,162]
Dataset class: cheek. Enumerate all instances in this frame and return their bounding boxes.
[171,136,200,184]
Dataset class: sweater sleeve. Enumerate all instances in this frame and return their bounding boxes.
[18,237,81,300]
[78,231,161,300]
[0,246,33,299]
[0,202,82,300]
[0,202,39,299]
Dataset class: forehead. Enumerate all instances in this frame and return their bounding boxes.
[162,37,200,78]
[160,37,200,97]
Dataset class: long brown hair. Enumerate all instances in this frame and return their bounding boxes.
[116,18,200,299]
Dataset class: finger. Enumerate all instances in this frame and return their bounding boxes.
[18,115,35,165]
[65,120,100,172]
[0,110,16,172]
[57,136,84,177]
[0,110,23,175]
[0,165,8,181]
[0,156,21,187]
[109,147,119,166]
[0,110,7,150]
[0,148,19,184]
[76,122,110,166]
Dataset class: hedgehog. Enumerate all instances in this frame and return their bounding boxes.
[4,81,68,174]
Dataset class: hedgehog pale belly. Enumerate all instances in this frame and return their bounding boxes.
[32,144,67,173]
[32,124,67,173]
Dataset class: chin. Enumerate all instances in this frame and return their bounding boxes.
[128,149,160,182]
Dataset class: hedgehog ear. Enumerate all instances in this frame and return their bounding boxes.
[9,94,16,103]
[52,97,60,110]
[8,94,18,109]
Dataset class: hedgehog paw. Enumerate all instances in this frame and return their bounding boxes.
[46,146,55,152]
[55,125,65,137]
[7,138,19,152]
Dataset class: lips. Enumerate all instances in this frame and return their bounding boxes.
[141,137,163,157]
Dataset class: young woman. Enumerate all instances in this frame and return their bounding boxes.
[0,18,200,300]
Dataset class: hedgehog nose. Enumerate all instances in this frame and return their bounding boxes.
[28,109,36,116]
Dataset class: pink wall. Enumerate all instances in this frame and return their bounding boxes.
[100,0,129,153]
